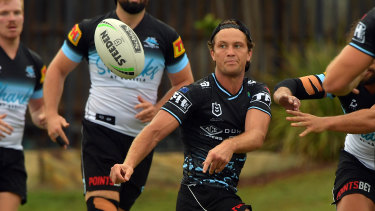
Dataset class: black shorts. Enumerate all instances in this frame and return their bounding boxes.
[0,147,27,205]
[81,119,154,210]
[176,184,252,211]
[332,150,375,204]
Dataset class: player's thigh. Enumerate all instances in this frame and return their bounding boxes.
[0,192,21,211]
[337,193,375,211]
[85,190,119,201]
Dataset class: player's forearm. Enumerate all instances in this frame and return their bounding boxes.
[123,123,163,168]
[324,108,375,134]
[225,130,266,154]
[43,68,67,116]
[273,87,293,105]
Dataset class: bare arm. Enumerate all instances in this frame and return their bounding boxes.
[28,98,45,129]
[286,104,375,136]
[202,109,271,174]
[135,62,194,122]
[273,86,301,111]
[324,45,373,95]
[110,110,179,183]
[44,49,79,147]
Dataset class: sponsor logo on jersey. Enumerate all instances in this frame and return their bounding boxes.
[40,65,47,84]
[200,125,223,136]
[349,99,358,110]
[212,102,222,117]
[169,91,192,113]
[353,22,366,43]
[25,66,35,78]
[0,83,32,105]
[120,25,142,53]
[100,30,127,66]
[144,37,159,49]
[68,24,82,46]
[200,81,210,88]
[251,92,271,108]
[173,36,185,58]
[179,87,189,93]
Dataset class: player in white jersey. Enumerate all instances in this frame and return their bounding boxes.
[43,0,193,210]
[0,0,46,210]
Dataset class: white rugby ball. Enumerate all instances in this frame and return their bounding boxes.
[94,18,144,79]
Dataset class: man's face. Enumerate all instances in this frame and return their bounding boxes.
[210,28,251,77]
[361,60,375,85]
[118,0,148,14]
[0,0,23,40]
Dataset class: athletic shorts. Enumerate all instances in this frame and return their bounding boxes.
[81,119,154,210]
[0,147,27,204]
[332,150,375,204]
[176,184,252,211]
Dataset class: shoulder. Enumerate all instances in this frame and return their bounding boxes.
[245,78,270,93]
[143,13,178,34]
[21,44,43,64]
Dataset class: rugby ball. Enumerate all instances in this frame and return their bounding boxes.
[94,18,144,79]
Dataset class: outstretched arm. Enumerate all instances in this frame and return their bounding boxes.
[110,110,179,183]
[286,104,375,136]
[273,87,301,111]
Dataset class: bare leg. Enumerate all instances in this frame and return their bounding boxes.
[0,192,21,211]
[337,194,375,211]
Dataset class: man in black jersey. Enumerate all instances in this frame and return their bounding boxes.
[110,19,271,211]
[273,61,375,211]
[0,0,46,210]
[44,0,193,210]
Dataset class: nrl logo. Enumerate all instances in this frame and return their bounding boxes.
[212,102,222,117]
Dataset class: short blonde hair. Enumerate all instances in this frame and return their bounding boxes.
[0,0,24,10]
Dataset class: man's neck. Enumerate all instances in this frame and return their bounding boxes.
[0,37,20,59]
[116,8,145,29]
[214,71,244,95]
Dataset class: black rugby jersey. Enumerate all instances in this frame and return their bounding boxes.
[350,7,375,57]
[0,43,46,150]
[162,73,271,192]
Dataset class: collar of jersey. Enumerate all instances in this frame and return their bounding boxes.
[212,73,243,100]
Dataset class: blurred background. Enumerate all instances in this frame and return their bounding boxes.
[17,1,375,210]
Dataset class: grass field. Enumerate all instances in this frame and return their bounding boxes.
[20,151,337,211]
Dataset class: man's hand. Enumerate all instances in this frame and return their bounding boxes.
[110,163,134,184]
[134,96,158,123]
[0,114,13,138]
[286,110,327,137]
[277,94,301,111]
[46,114,70,149]
[202,141,234,174]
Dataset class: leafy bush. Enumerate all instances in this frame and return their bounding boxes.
[263,43,346,161]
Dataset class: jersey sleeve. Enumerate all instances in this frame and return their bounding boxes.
[62,20,93,63]
[162,25,189,74]
[350,7,375,57]
[248,81,272,117]
[274,73,330,100]
[161,84,203,124]
[28,49,46,99]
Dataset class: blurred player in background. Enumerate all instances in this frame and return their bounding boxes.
[110,19,271,211]
[273,59,375,210]
[43,0,193,210]
[0,0,46,210]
